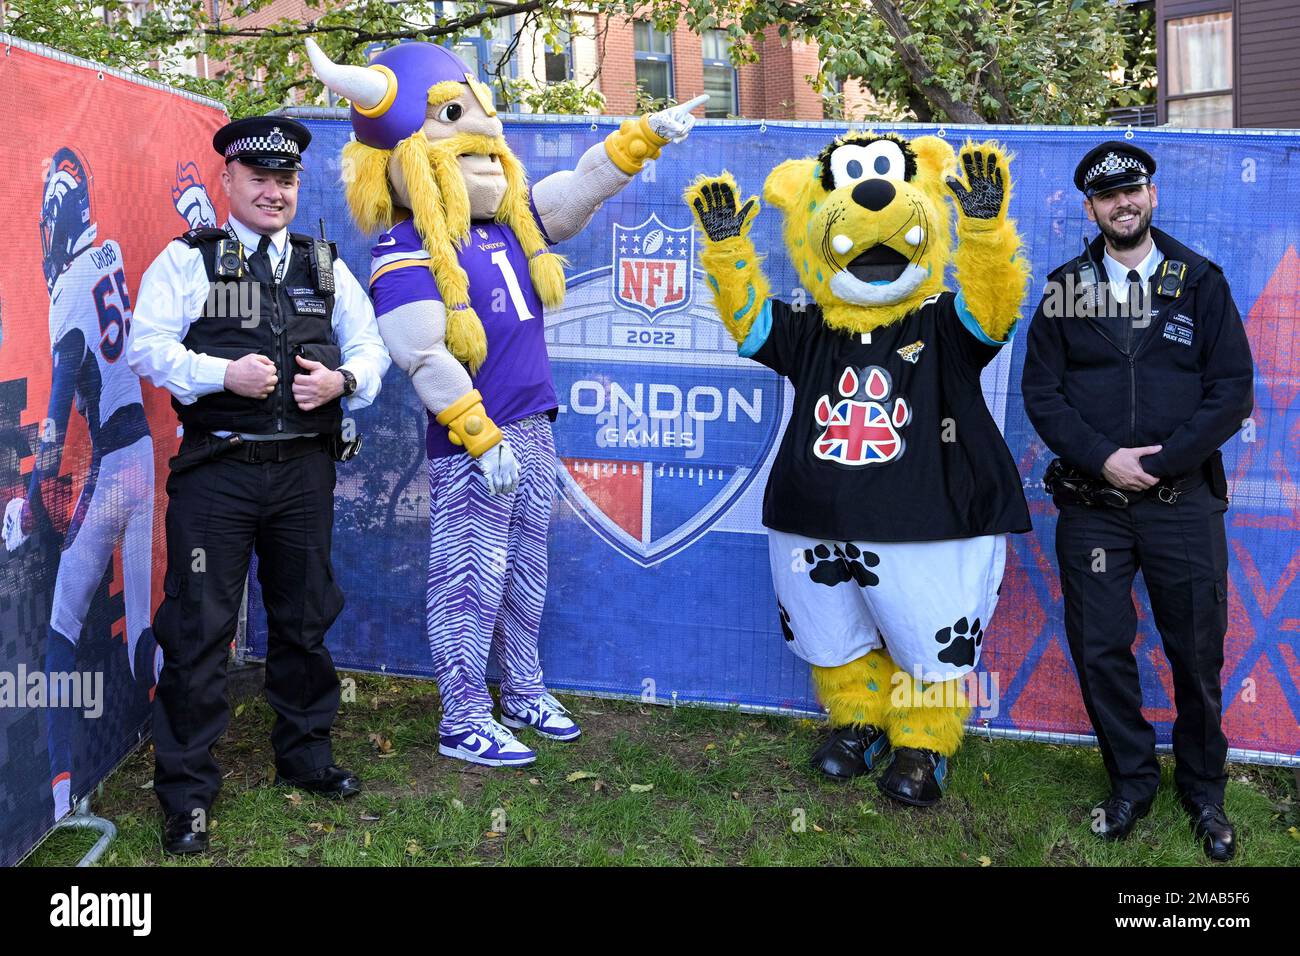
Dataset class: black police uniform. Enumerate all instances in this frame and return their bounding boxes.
[1021,147,1254,808]
[147,118,356,821]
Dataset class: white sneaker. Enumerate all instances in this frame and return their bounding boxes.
[501,692,581,741]
[438,719,537,767]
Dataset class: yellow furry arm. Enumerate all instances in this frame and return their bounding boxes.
[604,116,670,175]
[684,173,772,345]
[947,141,1030,344]
[435,388,503,458]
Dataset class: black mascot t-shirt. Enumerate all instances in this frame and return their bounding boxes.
[748,291,1031,542]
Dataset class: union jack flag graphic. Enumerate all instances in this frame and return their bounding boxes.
[812,366,910,466]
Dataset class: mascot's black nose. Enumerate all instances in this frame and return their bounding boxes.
[852,178,895,212]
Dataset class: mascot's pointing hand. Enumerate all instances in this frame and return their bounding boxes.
[647,94,709,144]
[689,177,759,243]
[946,142,1009,221]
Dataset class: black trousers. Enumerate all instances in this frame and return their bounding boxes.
[1054,480,1229,806]
[151,448,345,817]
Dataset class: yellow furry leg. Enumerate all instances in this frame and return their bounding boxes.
[810,649,894,729]
[882,666,970,757]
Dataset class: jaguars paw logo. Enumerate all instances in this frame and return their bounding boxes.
[813,365,910,466]
[803,542,881,588]
[777,601,795,642]
[935,616,983,668]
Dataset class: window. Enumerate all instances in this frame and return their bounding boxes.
[1165,12,1233,128]
[431,2,516,109]
[543,19,573,83]
[634,20,673,102]
[701,29,736,117]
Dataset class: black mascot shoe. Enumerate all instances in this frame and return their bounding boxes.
[878,747,947,806]
[1091,794,1153,841]
[163,812,209,855]
[1184,802,1236,862]
[811,724,891,780]
[275,764,362,799]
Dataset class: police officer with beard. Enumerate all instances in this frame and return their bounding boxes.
[1021,142,1254,861]
[127,117,390,854]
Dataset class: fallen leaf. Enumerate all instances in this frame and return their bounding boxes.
[982,772,992,786]
[368,733,393,754]
[592,780,606,793]
[528,778,540,786]
[1288,827,1299,842]
[234,703,245,718]
[731,791,740,800]
[566,770,596,783]
[284,791,303,807]
[978,856,992,867]
[629,783,654,793]
[451,798,465,812]
[405,839,422,856]
[484,830,502,839]
[704,743,717,752]
[360,813,380,822]
[812,824,824,833]
[308,821,336,833]
[363,832,372,848]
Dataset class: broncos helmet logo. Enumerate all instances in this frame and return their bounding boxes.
[39,147,95,292]
[172,161,218,229]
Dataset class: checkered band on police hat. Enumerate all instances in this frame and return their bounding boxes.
[1084,151,1149,188]
[223,126,301,160]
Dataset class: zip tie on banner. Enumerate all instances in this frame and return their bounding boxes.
[590,119,597,132]
[982,717,993,744]
[936,126,947,139]
[671,689,679,710]
[759,119,767,133]
[1124,124,1134,140]
[97,71,104,80]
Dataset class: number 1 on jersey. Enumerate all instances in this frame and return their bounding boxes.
[490,249,535,321]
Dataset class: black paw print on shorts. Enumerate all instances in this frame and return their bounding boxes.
[777,601,795,642]
[935,616,983,668]
[804,542,881,588]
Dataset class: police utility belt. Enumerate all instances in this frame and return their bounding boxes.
[1044,455,1227,509]
[168,431,363,475]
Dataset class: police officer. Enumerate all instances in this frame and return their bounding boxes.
[1021,141,1254,861]
[127,117,390,854]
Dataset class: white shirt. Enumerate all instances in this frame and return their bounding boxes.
[1102,238,1164,305]
[126,215,390,414]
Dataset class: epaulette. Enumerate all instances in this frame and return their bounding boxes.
[176,227,228,248]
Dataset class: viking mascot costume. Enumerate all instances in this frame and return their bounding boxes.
[685,135,1031,805]
[307,39,702,766]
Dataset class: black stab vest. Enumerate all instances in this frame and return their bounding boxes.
[174,228,342,435]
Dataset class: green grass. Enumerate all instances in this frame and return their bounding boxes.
[23,674,1300,866]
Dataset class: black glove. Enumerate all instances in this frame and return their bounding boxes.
[946,149,1006,220]
[691,179,756,242]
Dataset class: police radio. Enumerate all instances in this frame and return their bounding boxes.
[215,238,245,278]
[1076,238,1103,316]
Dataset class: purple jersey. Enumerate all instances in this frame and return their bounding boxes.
[369,212,558,458]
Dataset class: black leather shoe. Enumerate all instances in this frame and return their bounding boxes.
[1091,794,1153,841]
[275,764,362,799]
[878,747,947,806]
[1186,802,1236,862]
[810,725,891,780]
[163,812,209,855]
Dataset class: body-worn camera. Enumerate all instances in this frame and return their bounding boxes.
[215,238,245,278]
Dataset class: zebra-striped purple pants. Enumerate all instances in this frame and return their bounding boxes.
[426,413,555,736]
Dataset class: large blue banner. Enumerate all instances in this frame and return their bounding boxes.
[249,115,1300,765]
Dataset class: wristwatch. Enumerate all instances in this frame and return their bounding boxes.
[338,368,357,397]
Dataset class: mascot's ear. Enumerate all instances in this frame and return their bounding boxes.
[910,135,955,193]
[763,159,816,212]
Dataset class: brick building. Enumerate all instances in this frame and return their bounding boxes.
[173,1,845,121]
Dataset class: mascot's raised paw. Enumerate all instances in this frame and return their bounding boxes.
[946,142,1011,221]
[686,175,759,243]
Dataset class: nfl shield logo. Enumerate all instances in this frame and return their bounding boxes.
[612,213,694,321]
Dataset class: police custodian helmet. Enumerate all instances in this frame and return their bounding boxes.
[212,116,312,171]
[1074,140,1156,198]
